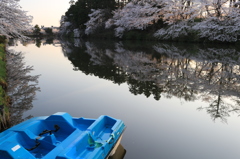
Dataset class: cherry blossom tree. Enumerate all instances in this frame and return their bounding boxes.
[154,0,240,42]
[192,14,240,42]
[161,0,200,24]
[59,15,72,36]
[105,0,163,37]
[153,0,201,40]
[0,0,32,39]
[85,9,112,35]
[66,0,240,42]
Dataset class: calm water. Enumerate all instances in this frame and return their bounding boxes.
[9,39,240,159]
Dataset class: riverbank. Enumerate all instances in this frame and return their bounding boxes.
[0,43,7,101]
[0,43,10,131]
[62,27,240,44]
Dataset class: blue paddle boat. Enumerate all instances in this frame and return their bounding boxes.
[0,112,126,159]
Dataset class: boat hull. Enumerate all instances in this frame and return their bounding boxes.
[0,112,126,159]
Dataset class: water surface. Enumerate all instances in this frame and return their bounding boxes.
[9,39,240,159]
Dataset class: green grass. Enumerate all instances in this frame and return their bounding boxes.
[0,44,7,86]
[0,43,10,131]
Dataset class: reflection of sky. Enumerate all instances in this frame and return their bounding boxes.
[19,0,70,27]
[9,42,240,159]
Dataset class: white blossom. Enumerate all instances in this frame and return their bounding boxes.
[106,0,163,37]
[154,21,191,40]
[73,28,81,37]
[0,0,32,39]
[154,0,240,42]
[161,0,200,24]
[85,9,109,35]
[59,15,72,36]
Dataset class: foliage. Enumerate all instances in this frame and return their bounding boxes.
[85,9,112,35]
[62,0,240,42]
[33,25,41,35]
[0,44,9,131]
[66,0,116,28]
[0,0,32,39]
[0,104,10,131]
[65,0,90,29]
[105,0,163,37]
[154,0,240,42]
[0,36,6,44]
[192,9,240,42]
[0,44,6,88]
[44,28,53,35]
[61,0,117,36]
[59,16,72,36]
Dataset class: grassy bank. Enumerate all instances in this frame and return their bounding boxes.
[0,43,10,131]
[0,43,7,103]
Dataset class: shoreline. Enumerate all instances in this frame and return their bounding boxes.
[58,29,240,44]
[0,43,10,131]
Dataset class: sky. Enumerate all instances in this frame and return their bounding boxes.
[19,0,71,27]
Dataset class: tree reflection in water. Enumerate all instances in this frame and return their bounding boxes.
[4,50,40,130]
[37,39,240,123]
[153,44,240,122]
